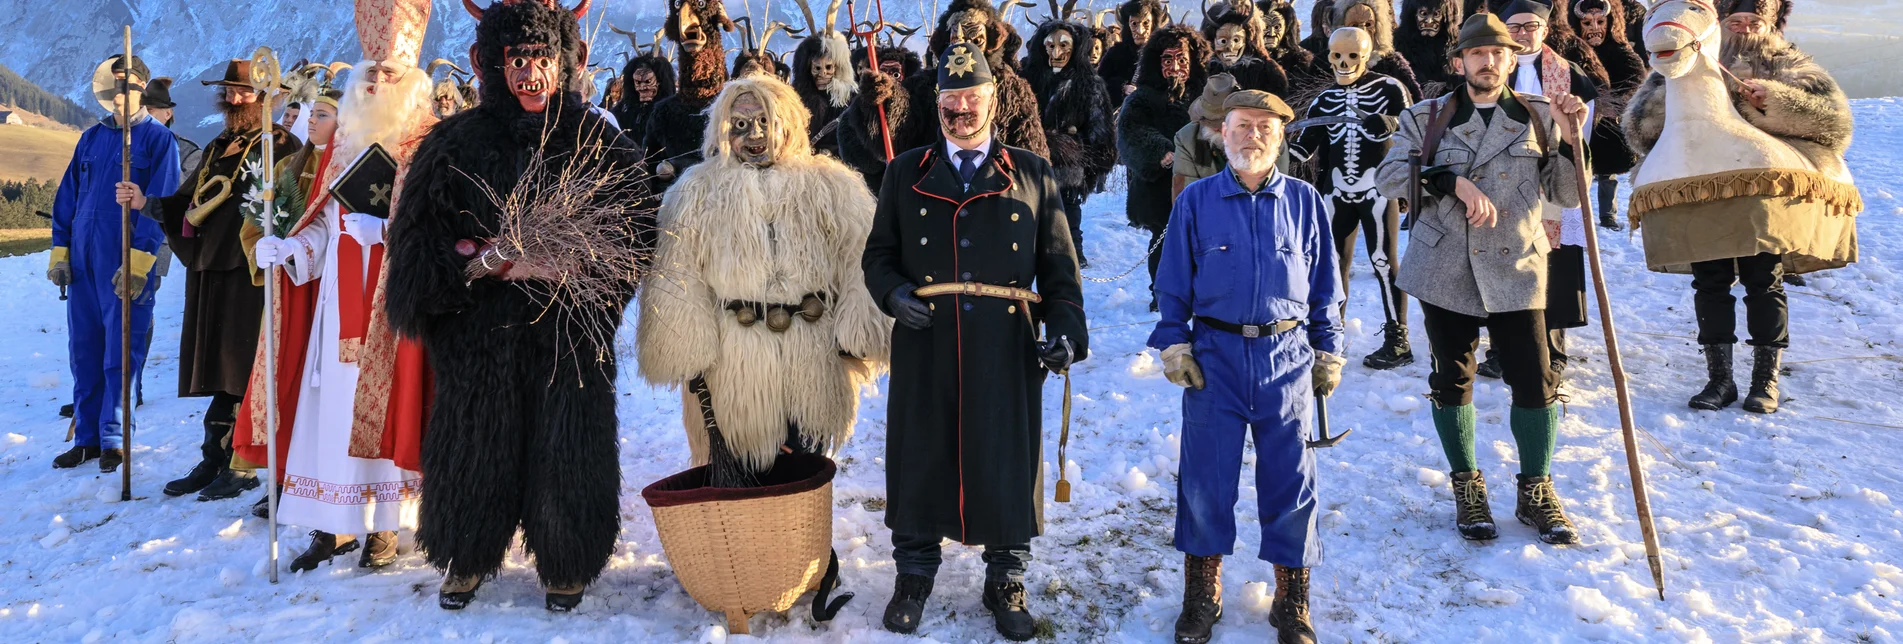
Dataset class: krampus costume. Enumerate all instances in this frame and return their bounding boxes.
[865,44,1088,641]
[1568,0,1646,229]
[1397,0,1464,98]
[385,0,649,611]
[1202,0,1290,95]
[1024,18,1118,265]
[611,50,676,142]
[1100,0,1162,107]
[637,73,888,477]
[1624,0,1854,415]
[646,0,737,189]
[1117,25,1207,308]
[1324,0,1425,108]
[1258,0,1322,94]
[788,1,858,158]
[837,45,922,192]
[1288,27,1415,370]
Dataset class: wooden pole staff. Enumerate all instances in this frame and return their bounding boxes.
[119,25,135,502]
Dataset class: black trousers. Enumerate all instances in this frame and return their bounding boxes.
[1062,187,1089,261]
[1328,194,1408,326]
[1423,303,1557,408]
[1145,225,1165,297]
[200,391,242,467]
[1690,252,1788,348]
[892,531,1031,583]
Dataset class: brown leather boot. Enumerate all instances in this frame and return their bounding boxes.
[1268,565,1315,644]
[1174,554,1223,644]
[1515,475,1580,545]
[439,574,484,610]
[358,531,398,568]
[1451,471,1499,541]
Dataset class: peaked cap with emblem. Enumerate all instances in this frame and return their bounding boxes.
[937,42,996,91]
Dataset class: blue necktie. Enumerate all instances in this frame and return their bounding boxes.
[956,149,982,185]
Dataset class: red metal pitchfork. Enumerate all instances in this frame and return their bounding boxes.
[847,0,895,160]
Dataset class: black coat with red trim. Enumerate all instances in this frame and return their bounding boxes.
[862,139,1089,546]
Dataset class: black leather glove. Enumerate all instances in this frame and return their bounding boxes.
[886,284,934,330]
[1039,335,1076,373]
[1362,113,1397,138]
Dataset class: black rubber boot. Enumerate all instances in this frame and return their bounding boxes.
[1451,471,1498,541]
[1268,565,1316,644]
[289,531,360,572]
[1742,346,1782,414]
[439,575,483,610]
[1689,344,1739,411]
[360,531,398,568]
[165,461,221,497]
[882,573,934,634]
[1515,475,1580,545]
[52,445,100,469]
[1174,554,1223,644]
[1362,322,1415,370]
[98,448,124,473]
[196,470,260,501]
[545,584,585,612]
[982,580,1037,642]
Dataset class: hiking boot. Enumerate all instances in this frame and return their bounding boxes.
[981,580,1037,642]
[164,460,222,497]
[196,470,259,501]
[545,583,585,612]
[1742,346,1782,414]
[1475,353,1504,380]
[360,531,398,568]
[289,531,360,573]
[882,573,934,634]
[1268,565,1315,644]
[1362,322,1415,370]
[1451,471,1498,541]
[1515,475,1579,545]
[1689,344,1738,411]
[439,574,484,610]
[1174,554,1223,644]
[98,448,124,473]
[53,445,100,469]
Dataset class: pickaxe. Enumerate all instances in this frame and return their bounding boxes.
[1308,394,1351,448]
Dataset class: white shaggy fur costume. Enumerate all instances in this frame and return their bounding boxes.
[637,74,890,471]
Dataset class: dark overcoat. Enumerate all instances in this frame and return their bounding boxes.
[863,141,1089,546]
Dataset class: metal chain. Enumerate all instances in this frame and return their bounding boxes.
[1081,223,1168,283]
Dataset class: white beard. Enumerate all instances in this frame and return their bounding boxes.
[331,60,433,169]
[1227,147,1276,175]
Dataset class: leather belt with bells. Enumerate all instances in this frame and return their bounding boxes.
[727,292,829,332]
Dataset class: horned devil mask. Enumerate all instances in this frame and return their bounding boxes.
[1328,27,1372,86]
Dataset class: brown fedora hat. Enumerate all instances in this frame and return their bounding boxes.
[1188,73,1240,130]
[201,59,255,88]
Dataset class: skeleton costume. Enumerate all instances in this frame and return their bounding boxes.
[1202,1,1291,95]
[1397,0,1464,98]
[1324,0,1425,106]
[1289,27,1415,369]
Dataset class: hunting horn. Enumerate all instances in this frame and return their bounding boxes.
[184,175,232,227]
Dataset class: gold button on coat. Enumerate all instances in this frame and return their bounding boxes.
[1011,213,1020,222]
[920,237,928,245]
[924,275,934,283]
[1008,305,1017,314]
[919,208,928,216]
[1012,243,1019,251]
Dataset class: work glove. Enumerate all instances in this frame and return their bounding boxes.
[111,250,158,299]
[1312,351,1346,397]
[885,284,934,330]
[343,213,385,246]
[254,237,290,269]
[1162,343,1204,390]
[47,246,72,287]
[1039,335,1077,373]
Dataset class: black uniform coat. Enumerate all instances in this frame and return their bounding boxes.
[863,140,1089,546]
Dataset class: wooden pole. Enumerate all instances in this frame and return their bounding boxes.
[1570,114,1666,600]
[119,26,135,502]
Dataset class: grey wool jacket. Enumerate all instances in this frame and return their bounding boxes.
[1376,87,1581,317]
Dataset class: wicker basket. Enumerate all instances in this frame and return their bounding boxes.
[641,453,836,634]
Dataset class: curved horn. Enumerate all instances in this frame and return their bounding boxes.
[762,20,795,56]
[609,21,643,49]
[426,57,456,78]
[570,0,590,20]
[1063,0,1080,17]
[1094,8,1114,28]
[822,0,846,33]
[891,21,920,35]
[463,0,483,19]
[792,0,820,35]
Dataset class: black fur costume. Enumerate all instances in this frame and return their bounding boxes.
[1099,0,1162,108]
[386,0,650,590]
[611,53,676,144]
[1024,19,1119,260]
[791,36,852,158]
[839,45,923,192]
[1202,1,1290,95]
[1569,0,1646,176]
[1397,0,1463,97]
[1257,0,1322,93]
[1115,25,1206,292]
[644,0,737,189]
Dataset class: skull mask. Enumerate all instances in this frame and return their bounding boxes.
[1328,27,1371,86]
[1046,29,1075,69]
[811,55,837,89]
[1214,23,1248,65]
[728,91,774,167]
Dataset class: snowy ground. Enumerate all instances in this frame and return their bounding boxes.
[3,100,1902,643]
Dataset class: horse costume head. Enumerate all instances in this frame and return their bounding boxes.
[1641,0,1723,80]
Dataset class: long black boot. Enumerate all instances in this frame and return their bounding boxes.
[1174,554,1223,644]
[1595,176,1622,230]
[1268,565,1315,644]
[165,415,229,496]
[1742,346,1782,414]
[1689,344,1739,411]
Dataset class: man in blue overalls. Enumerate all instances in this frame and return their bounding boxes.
[46,54,180,472]
[1148,90,1344,644]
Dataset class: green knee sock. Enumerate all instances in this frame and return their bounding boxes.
[1510,405,1560,478]
[1431,404,1478,473]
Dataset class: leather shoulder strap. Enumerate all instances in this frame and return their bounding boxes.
[1514,94,1551,152]
[1419,97,1458,160]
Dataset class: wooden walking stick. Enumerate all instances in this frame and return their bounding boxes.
[1567,103,1666,600]
[249,46,285,583]
[118,26,135,502]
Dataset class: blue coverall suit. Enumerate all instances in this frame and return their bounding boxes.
[50,114,180,450]
[1147,169,1343,567]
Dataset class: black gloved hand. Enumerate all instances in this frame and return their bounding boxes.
[1361,113,1397,138]
[886,284,934,330]
[1038,335,1076,373]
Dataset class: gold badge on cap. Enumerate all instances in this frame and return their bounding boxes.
[947,45,977,77]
